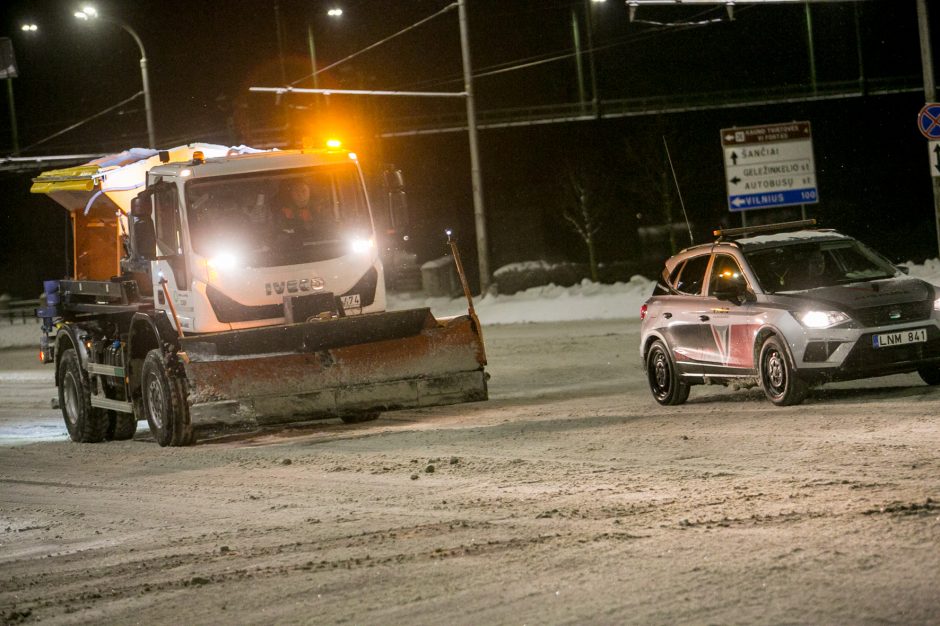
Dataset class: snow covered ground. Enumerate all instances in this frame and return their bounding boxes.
[3,260,938,350]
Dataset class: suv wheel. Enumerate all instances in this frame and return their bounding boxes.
[759,336,807,406]
[646,340,690,405]
[917,366,940,386]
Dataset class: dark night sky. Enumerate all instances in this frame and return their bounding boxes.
[1,0,938,296]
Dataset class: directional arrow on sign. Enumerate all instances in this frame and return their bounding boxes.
[732,198,746,208]
[934,144,940,174]
[731,152,738,165]
[730,176,741,185]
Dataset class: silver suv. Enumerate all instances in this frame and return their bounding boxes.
[639,220,940,405]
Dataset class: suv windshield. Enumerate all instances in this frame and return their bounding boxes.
[745,239,897,293]
[186,164,371,268]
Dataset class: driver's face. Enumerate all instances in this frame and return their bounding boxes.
[291,183,310,206]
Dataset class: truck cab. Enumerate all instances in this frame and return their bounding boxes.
[129,148,385,333]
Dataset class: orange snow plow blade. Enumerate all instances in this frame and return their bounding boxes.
[179,308,487,427]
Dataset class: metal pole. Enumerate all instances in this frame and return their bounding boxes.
[307,25,319,90]
[917,0,935,102]
[458,0,490,293]
[6,78,19,155]
[274,1,287,85]
[805,1,817,95]
[139,56,155,148]
[105,18,156,148]
[571,8,586,115]
[583,0,599,116]
[853,2,866,95]
[917,0,940,257]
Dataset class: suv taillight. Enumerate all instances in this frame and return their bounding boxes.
[640,303,647,320]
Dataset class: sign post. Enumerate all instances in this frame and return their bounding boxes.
[720,121,819,223]
[917,103,940,258]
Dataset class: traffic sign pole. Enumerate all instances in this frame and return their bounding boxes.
[918,106,940,258]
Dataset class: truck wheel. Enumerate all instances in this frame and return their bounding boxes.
[340,411,380,424]
[646,340,690,405]
[759,336,807,406]
[108,412,138,441]
[141,349,195,447]
[59,348,109,443]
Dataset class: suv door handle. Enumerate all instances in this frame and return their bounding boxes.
[663,312,672,319]
[699,315,710,321]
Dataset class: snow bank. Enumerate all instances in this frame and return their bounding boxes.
[4,259,938,349]
[388,275,654,325]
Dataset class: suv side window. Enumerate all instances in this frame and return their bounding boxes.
[708,254,746,294]
[675,254,710,295]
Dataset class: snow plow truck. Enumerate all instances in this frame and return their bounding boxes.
[31,143,488,446]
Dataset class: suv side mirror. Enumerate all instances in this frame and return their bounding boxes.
[129,196,156,261]
[713,275,751,304]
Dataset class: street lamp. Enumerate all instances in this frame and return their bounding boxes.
[74,5,156,148]
[308,6,344,90]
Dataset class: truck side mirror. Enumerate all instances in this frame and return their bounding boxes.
[129,196,156,261]
[383,167,409,233]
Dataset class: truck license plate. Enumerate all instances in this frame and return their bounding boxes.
[872,328,927,348]
[340,293,361,310]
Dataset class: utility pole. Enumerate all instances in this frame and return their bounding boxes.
[572,9,587,114]
[805,1,817,95]
[5,78,18,155]
[916,0,940,258]
[458,0,490,293]
[584,0,599,116]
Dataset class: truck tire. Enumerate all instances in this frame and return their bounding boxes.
[141,349,195,447]
[59,348,109,443]
[108,412,138,441]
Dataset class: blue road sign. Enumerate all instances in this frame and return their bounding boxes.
[918,104,940,139]
[728,188,818,212]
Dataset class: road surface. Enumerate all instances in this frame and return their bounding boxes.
[1,320,938,624]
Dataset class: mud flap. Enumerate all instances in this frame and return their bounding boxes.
[180,309,487,427]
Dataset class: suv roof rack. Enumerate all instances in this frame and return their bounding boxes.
[713,219,817,241]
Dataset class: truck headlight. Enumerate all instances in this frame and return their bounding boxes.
[934,297,940,311]
[793,310,851,329]
[207,252,239,271]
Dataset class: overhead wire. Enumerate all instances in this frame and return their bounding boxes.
[21,91,144,154]
[289,2,459,87]
[397,2,752,90]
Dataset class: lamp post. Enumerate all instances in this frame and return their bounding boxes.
[307,7,344,90]
[75,6,156,148]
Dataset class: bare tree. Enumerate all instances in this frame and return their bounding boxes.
[562,167,608,282]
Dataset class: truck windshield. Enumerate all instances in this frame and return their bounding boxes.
[745,239,897,293]
[186,164,371,267]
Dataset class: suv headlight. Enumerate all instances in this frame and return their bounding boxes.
[934,296,940,311]
[793,310,851,329]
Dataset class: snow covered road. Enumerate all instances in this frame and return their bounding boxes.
[1,319,938,624]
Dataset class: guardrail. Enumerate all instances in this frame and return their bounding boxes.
[0,300,39,325]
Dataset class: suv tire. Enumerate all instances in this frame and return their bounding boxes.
[646,340,691,405]
[759,335,807,406]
